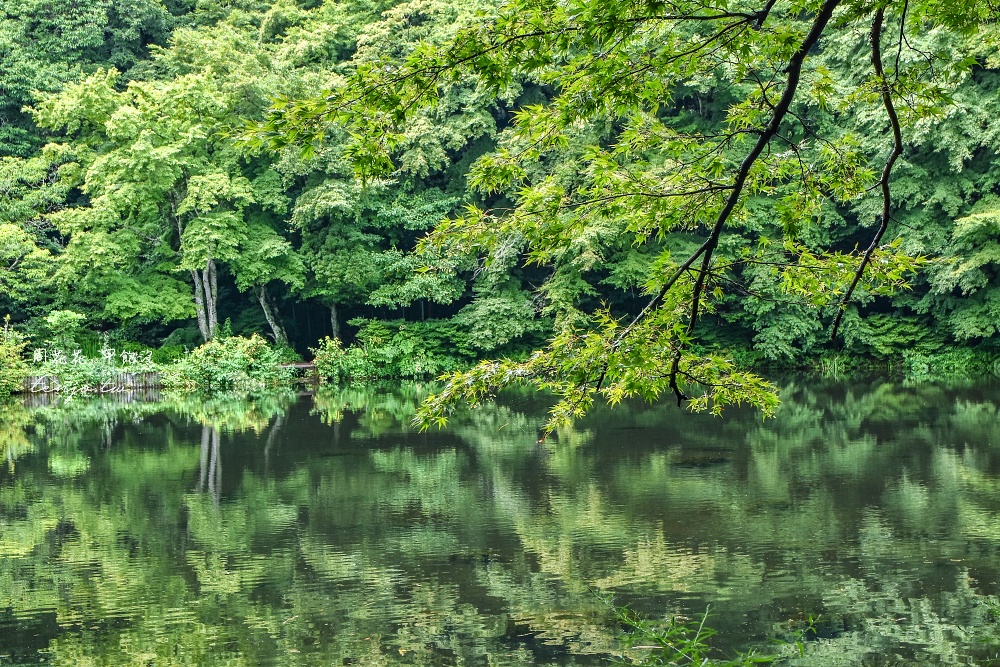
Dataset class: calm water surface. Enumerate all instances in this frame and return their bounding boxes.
[3,380,1000,665]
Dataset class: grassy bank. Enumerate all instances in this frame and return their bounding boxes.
[3,333,294,397]
[5,322,998,403]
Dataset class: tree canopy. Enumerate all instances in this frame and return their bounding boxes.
[1,0,1000,427]
[257,0,1000,430]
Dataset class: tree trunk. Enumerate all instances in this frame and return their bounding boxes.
[257,285,288,346]
[209,259,218,335]
[191,269,210,342]
[330,302,340,340]
[203,259,218,339]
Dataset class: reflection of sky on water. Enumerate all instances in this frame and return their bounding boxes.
[2,380,1000,665]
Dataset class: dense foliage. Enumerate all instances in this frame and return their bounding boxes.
[169,333,293,390]
[1,0,999,420]
[262,0,1000,428]
[0,317,28,396]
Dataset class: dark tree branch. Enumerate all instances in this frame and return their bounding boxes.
[753,0,780,28]
[595,0,843,402]
[666,0,843,404]
[830,5,904,341]
[893,0,910,80]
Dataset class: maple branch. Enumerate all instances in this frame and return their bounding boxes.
[830,5,903,341]
[666,0,842,404]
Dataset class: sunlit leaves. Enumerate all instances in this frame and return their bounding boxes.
[257,0,996,425]
[176,173,255,218]
[769,239,925,307]
[0,223,53,303]
[935,201,1000,295]
[930,200,1000,338]
[415,293,780,435]
[21,26,316,331]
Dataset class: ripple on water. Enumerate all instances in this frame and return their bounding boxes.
[8,383,1000,666]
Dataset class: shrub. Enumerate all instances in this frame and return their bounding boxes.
[43,310,87,350]
[0,317,29,396]
[312,319,474,383]
[170,334,292,391]
[152,344,187,364]
[273,344,302,365]
[312,337,372,383]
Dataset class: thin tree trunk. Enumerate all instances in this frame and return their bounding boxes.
[203,259,218,339]
[201,264,213,339]
[191,269,210,342]
[209,259,218,333]
[330,302,340,340]
[257,285,288,346]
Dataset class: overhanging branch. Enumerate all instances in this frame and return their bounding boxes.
[830,4,904,341]
[594,0,844,402]
[666,0,843,403]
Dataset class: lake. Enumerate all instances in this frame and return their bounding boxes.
[2,379,1000,665]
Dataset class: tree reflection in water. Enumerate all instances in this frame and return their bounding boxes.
[2,381,1000,665]
[198,425,221,506]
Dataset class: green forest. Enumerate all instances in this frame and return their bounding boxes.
[2,0,999,422]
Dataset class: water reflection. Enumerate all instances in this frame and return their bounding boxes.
[2,381,1000,665]
[198,425,221,505]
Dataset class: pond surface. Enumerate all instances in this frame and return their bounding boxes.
[3,380,1000,666]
